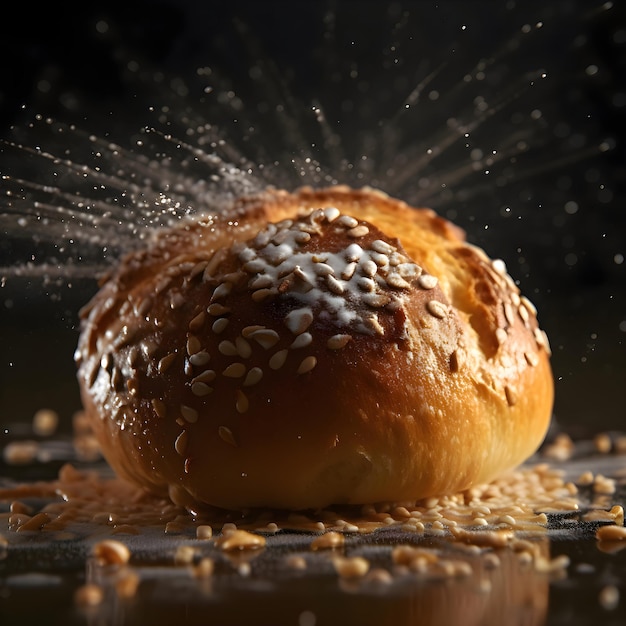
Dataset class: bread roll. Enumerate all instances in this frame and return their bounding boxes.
[76,186,553,510]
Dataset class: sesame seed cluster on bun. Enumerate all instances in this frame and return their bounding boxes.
[76,186,553,510]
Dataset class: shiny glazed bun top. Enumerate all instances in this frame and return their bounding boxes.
[76,186,553,510]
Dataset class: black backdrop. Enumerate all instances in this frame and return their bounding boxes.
[0,0,624,434]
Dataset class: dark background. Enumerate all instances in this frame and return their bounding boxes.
[0,0,624,435]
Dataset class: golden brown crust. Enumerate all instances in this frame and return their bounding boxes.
[76,186,553,510]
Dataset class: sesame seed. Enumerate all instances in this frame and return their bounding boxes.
[169,292,186,310]
[192,369,216,384]
[93,539,131,565]
[238,247,257,262]
[223,363,246,378]
[269,349,289,370]
[327,334,352,350]
[426,300,448,319]
[370,239,394,255]
[363,293,391,308]
[524,351,539,367]
[364,315,385,335]
[174,431,188,456]
[357,277,376,292]
[235,337,252,359]
[386,297,400,313]
[599,585,620,611]
[311,531,345,550]
[151,398,167,418]
[222,270,246,285]
[337,215,358,228]
[341,262,357,280]
[211,282,232,302]
[251,288,275,302]
[596,525,626,542]
[74,584,104,607]
[218,426,237,447]
[154,277,171,294]
[294,231,311,244]
[503,302,516,327]
[126,377,139,396]
[347,225,370,238]
[333,556,370,579]
[111,367,123,389]
[249,328,280,349]
[236,390,249,414]
[344,243,363,262]
[518,304,530,325]
[196,526,213,540]
[158,353,176,374]
[370,252,390,267]
[207,303,231,316]
[243,367,263,387]
[290,332,313,349]
[492,259,508,276]
[203,248,228,278]
[504,386,517,407]
[360,260,377,277]
[186,335,202,356]
[293,265,314,285]
[128,346,140,367]
[496,327,508,345]
[298,223,322,235]
[418,274,438,289]
[284,308,314,335]
[324,207,341,222]
[521,296,538,316]
[272,228,292,245]
[242,325,265,338]
[188,311,206,332]
[189,351,211,366]
[181,405,199,423]
[313,262,335,276]
[218,340,239,356]
[249,274,273,289]
[297,356,317,375]
[191,382,213,397]
[265,243,293,264]
[385,273,411,290]
[137,296,153,318]
[189,260,209,279]
[253,224,277,248]
[212,318,229,334]
[243,259,266,273]
[537,329,552,355]
[326,275,344,294]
